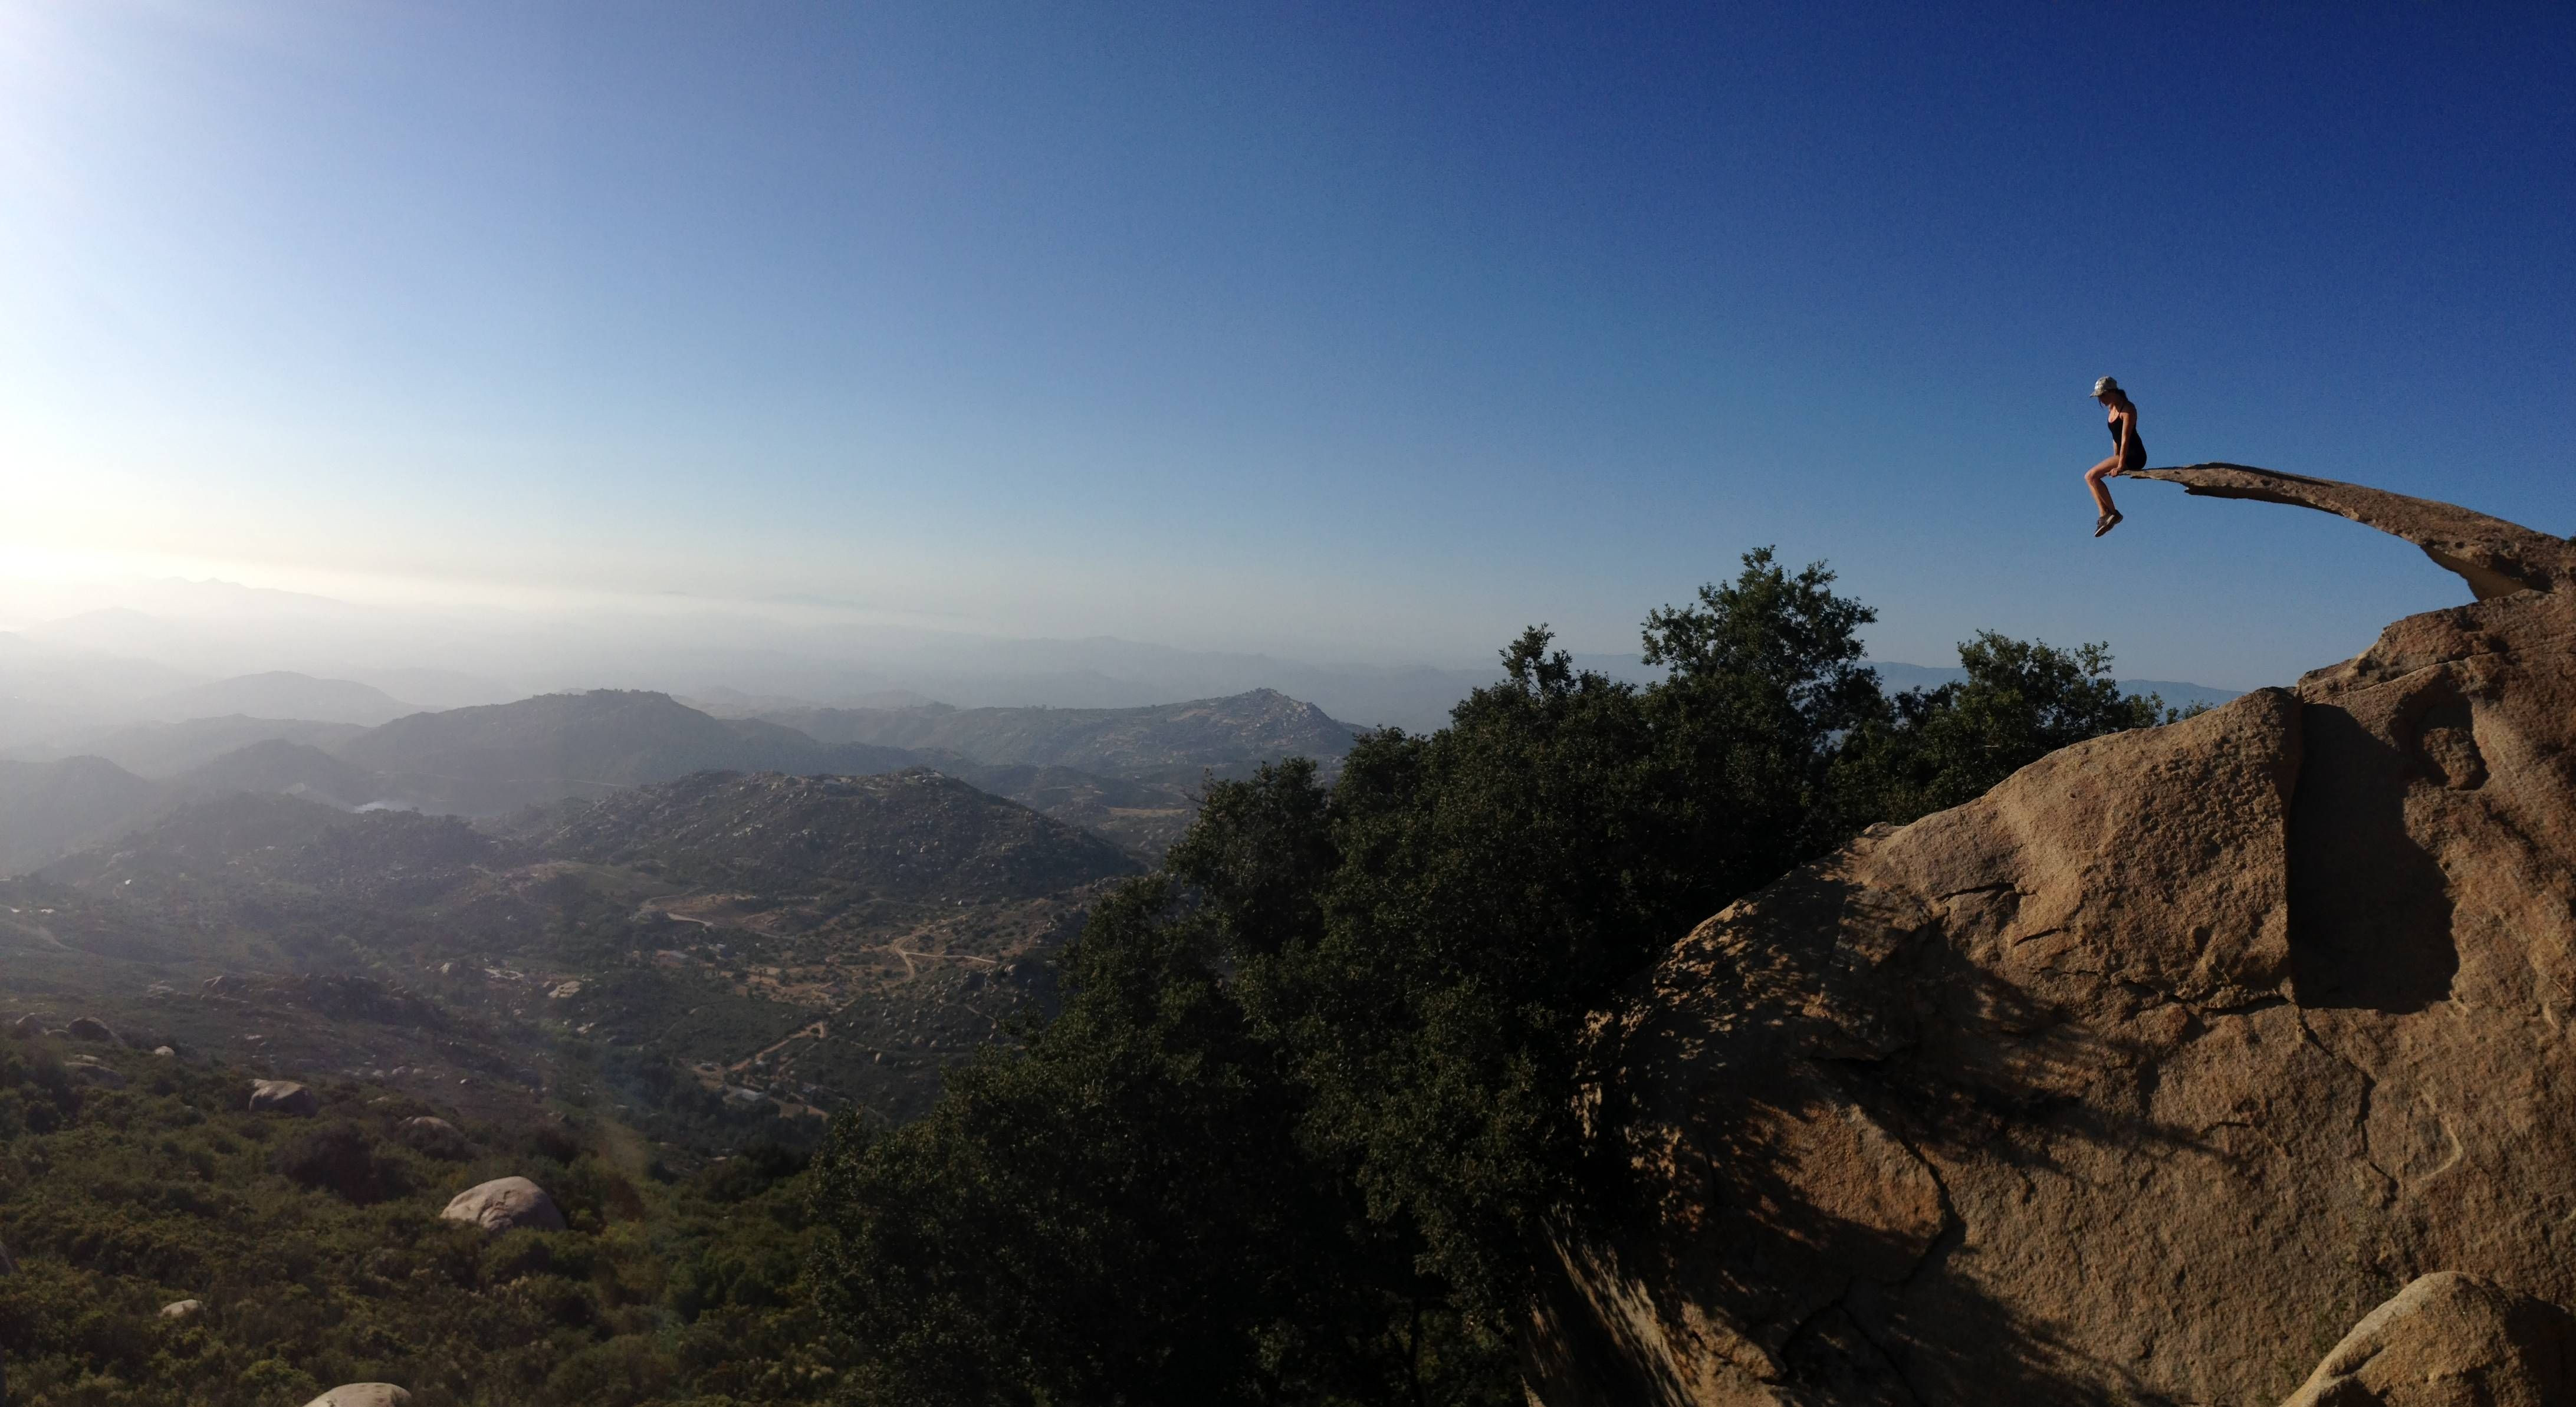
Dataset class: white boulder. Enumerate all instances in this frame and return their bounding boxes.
[439,1176,566,1234]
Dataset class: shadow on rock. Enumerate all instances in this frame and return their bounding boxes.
[2288,702,2456,1014]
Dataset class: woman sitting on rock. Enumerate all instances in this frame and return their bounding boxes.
[2086,375,2145,537]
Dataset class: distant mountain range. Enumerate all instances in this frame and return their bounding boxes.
[0,656,2248,876]
[334,690,921,816]
[736,688,1360,785]
[24,715,372,777]
[0,655,428,747]
[0,687,1368,875]
[137,670,422,726]
[4,581,2259,739]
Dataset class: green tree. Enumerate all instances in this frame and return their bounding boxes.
[810,551,2184,1403]
[1834,632,2172,825]
[809,876,1503,1406]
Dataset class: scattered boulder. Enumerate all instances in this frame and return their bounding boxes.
[9,1013,41,1039]
[1529,469,2576,1406]
[66,1056,127,1089]
[302,1386,410,1407]
[248,1080,319,1116]
[64,1015,119,1045]
[158,1299,202,1321]
[399,1116,467,1157]
[152,1045,175,1057]
[439,1176,566,1234]
[2281,1273,2576,1407]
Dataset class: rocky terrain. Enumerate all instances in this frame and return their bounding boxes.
[1528,466,2576,1405]
[0,1032,841,1404]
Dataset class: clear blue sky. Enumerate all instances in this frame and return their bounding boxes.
[4,2,2571,686]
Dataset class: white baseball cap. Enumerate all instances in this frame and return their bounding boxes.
[2092,376,2121,397]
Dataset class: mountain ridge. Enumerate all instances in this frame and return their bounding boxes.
[744,686,1363,783]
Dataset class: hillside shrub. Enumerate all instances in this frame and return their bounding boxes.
[0,1044,845,1405]
[275,1122,393,1203]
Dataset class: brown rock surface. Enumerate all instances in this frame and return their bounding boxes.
[440,1176,566,1234]
[1529,469,2576,1406]
[2124,462,2576,600]
[64,1015,119,1045]
[2279,1273,2576,1407]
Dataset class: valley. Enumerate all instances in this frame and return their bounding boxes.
[4,767,1139,1140]
[0,682,1354,1149]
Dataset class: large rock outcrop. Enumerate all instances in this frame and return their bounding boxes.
[2281,1272,2576,1407]
[1530,467,2576,1406]
[248,1079,318,1116]
[440,1176,566,1234]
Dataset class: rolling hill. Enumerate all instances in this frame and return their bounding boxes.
[0,743,389,876]
[171,738,385,808]
[0,755,166,873]
[525,768,1139,901]
[136,670,425,726]
[748,687,1363,783]
[11,714,372,776]
[329,689,917,814]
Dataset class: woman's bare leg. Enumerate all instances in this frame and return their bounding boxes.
[2084,456,2121,516]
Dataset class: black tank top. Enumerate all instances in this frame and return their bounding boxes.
[2110,412,2144,466]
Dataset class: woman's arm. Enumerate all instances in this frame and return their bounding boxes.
[2115,407,2134,466]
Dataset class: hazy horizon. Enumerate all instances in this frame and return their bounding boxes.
[7,4,2570,706]
[0,564,2249,744]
